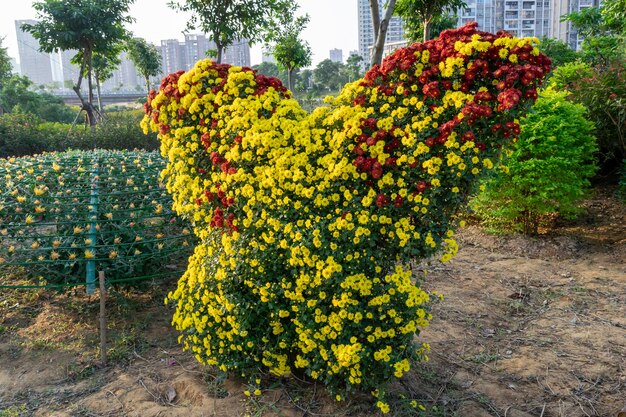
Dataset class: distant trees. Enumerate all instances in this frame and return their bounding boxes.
[313,59,348,92]
[168,0,291,63]
[22,0,135,127]
[346,54,364,82]
[254,59,361,95]
[0,75,75,123]
[253,62,286,81]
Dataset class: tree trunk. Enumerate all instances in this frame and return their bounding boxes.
[145,76,150,94]
[370,0,397,67]
[424,19,432,42]
[86,48,97,128]
[216,43,223,64]
[72,47,97,129]
[288,68,295,92]
[95,76,103,116]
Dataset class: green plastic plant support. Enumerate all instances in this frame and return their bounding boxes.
[86,163,99,295]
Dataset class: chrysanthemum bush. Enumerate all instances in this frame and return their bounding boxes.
[142,23,550,410]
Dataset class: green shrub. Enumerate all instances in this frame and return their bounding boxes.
[548,61,593,90]
[471,88,598,234]
[90,110,159,151]
[0,111,49,157]
[0,110,159,158]
[550,61,625,167]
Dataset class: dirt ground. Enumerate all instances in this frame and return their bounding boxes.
[0,186,624,417]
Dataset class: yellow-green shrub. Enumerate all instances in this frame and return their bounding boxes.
[142,23,550,410]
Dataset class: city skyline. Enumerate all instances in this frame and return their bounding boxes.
[3,0,604,92]
[0,0,359,67]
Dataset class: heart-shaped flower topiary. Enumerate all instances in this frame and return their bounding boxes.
[142,22,550,409]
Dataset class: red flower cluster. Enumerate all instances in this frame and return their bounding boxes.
[350,22,551,194]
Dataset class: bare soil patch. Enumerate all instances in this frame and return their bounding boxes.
[1,187,624,417]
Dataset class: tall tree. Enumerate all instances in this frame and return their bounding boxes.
[0,37,14,114]
[563,5,624,66]
[22,0,134,127]
[369,0,398,67]
[168,0,290,64]
[270,5,312,92]
[602,0,626,34]
[395,0,466,42]
[562,6,605,39]
[126,37,161,93]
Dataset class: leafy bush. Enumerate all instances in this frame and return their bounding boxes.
[471,88,597,234]
[0,111,51,157]
[550,61,625,168]
[0,110,159,158]
[143,23,550,410]
[548,61,593,89]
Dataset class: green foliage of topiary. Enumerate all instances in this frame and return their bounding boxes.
[471,88,598,234]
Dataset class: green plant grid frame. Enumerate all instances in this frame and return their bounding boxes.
[0,149,194,292]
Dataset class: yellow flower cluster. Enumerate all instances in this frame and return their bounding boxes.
[143,23,549,408]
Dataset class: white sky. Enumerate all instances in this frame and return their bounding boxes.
[0,0,359,67]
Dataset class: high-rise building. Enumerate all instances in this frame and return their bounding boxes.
[457,0,601,50]
[458,0,498,33]
[15,19,53,85]
[223,39,251,67]
[161,39,187,75]
[501,0,552,38]
[329,48,343,63]
[357,0,405,67]
[184,34,213,68]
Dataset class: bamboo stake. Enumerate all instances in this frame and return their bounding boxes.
[99,270,107,366]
